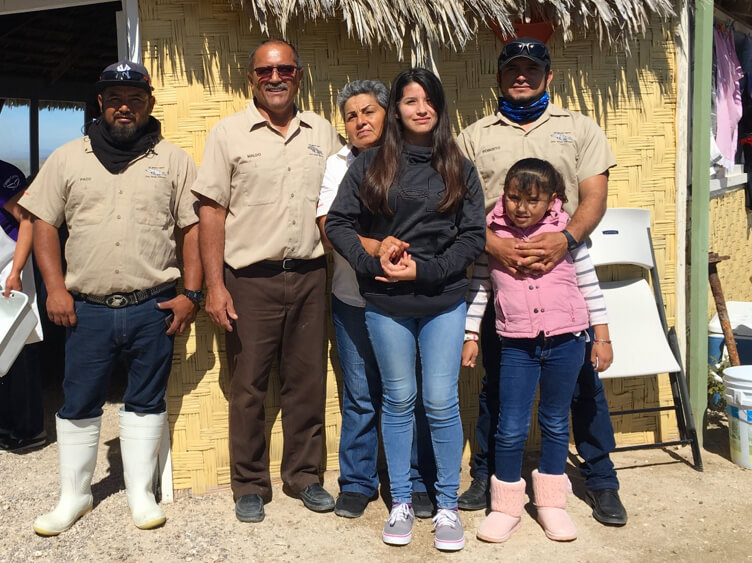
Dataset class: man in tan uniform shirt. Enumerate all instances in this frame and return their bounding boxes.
[455,38,627,528]
[193,39,342,523]
[20,61,203,536]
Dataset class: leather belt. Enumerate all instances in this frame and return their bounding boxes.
[70,281,176,309]
[258,258,322,271]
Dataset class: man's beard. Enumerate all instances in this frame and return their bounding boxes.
[102,118,145,145]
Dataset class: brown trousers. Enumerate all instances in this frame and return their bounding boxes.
[225,259,326,502]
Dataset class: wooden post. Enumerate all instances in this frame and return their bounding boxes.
[689,0,714,446]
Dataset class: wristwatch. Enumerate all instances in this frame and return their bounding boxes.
[562,229,579,252]
[183,289,204,307]
[464,332,479,342]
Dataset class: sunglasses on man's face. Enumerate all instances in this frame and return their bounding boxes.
[501,42,549,61]
[253,65,300,81]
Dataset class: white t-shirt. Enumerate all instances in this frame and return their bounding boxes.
[316,144,365,308]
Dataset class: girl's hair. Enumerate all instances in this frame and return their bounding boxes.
[361,68,467,214]
[504,158,568,203]
[336,80,389,119]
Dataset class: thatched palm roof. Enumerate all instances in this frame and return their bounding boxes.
[239,0,676,53]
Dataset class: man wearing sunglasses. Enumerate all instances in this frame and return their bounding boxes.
[193,39,343,523]
[456,37,627,528]
[21,60,202,535]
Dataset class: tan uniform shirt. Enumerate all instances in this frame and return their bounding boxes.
[456,103,617,214]
[192,101,343,269]
[20,136,198,295]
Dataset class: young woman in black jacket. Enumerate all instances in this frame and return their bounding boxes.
[325,67,485,551]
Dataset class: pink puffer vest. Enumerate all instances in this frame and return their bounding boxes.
[487,197,589,339]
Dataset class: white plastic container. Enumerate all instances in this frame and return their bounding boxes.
[0,290,37,377]
[708,301,752,365]
[723,365,752,469]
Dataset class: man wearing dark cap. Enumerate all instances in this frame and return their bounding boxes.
[456,38,627,530]
[20,61,203,535]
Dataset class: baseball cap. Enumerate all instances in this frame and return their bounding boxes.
[498,38,551,69]
[96,61,153,93]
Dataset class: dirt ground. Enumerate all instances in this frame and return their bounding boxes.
[1,396,751,563]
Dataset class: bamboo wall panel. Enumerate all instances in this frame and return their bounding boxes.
[142,0,681,493]
[708,189,752,311]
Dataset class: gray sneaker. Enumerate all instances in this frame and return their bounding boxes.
[382,503,414,546]
[433,508,466,551]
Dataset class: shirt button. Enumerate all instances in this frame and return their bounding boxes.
[291,220,296,225]
[115,242,120,246]
[117,215,121,219]
[290,193,295,199]
[287,166,291,172]
[541,308,545,312]
[534,308,539,313]
[115,269,120,274]
[119,190,123,194]
[529,285,534,290]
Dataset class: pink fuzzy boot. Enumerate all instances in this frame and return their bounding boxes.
[476,476,526,543]
[532,470,577,541]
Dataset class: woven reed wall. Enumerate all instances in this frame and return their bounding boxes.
[708,188,752,312]
[141,0,681,493]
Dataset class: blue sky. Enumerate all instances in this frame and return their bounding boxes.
[0,104,85,175]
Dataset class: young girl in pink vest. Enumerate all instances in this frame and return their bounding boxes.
[462,158,613,543]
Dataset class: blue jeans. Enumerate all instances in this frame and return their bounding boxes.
[58,291,175,420]
[474,302,619,490]
[496,332,585,482]
[365,300,465,509]
[332,296,436,497]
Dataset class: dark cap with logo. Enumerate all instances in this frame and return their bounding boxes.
[96,61,153,93]
[498,37,551,70]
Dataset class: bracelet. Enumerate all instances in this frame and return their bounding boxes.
[593,339,612,344]
[464,332,479,342]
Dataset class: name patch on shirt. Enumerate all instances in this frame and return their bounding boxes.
[480,146,501,155]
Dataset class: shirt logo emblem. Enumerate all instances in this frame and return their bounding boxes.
[551,132,574,143]
[146,167,166,177]
[308,144,323,157]
[2,174,21,190]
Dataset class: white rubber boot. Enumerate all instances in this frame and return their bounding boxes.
[119,409,167,530]
[33,415,101,536]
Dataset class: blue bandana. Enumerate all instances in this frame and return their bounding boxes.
[498,91,550,124]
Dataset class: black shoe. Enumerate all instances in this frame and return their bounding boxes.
[457,477,488,511]
[235,493,265,523]
[298,483,335,513]
[586,489,627,526]
[411,491,435,518]
[334,491,370,518]
[0,431,46,454]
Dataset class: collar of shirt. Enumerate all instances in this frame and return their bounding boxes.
[245,99,314,132]
[338,143,357,167]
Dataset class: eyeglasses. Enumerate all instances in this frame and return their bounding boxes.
[253,65,300,81]
[500,42,550,62]
[99,69,152,85]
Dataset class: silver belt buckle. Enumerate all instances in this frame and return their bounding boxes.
[105,294,129,308]
[281,258,295,271]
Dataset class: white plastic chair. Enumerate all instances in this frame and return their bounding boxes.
[587,208,702,469]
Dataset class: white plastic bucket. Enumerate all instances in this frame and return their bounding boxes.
[723,366,752,469]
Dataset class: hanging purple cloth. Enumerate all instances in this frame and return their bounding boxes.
[714,26,745,169]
